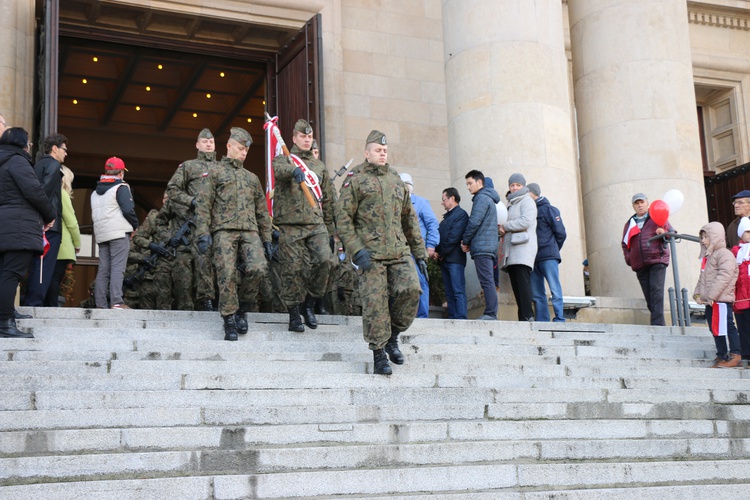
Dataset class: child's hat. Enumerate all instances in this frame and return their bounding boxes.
[738,216,750,238]
[105,157,127,172]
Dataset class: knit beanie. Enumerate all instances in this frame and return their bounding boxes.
[508,173,526,186]
[527,183,541,196]
[738,216,750,238]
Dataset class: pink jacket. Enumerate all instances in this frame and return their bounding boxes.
[694,222,738,304]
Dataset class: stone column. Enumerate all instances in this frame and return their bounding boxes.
[569,0,706,301]
[0,0,36,130]
[442,0,584,296]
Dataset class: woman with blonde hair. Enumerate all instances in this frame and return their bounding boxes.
[48,165,80,306]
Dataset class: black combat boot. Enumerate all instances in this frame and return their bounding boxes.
[384,329,404,365]
[234,310,248,335]
[222,314,239,341]
[197,299,213,312]
[288,306,304,333]
[13,309,32,320]
[373,348,392,375]
[315,296,330,315]
[0,318,33,339]
[301,295,318,329]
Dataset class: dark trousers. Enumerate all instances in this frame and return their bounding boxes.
[734,309,750,360]
[506,264,534,321]
[706,303,741,358]
[46,260,73,307]
[0,251,34,320]
[635,263,667,326]
[23,230,61,307]
[474,255,498,318]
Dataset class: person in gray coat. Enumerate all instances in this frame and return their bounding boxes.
[461,170,500,320]
[499,173,537,321]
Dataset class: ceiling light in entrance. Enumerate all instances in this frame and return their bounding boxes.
[206,93,211,99]
[82,79,87,84]
[73,100,78,105]
[158,64,163,70]
[192,113,198,118]
[92,57,98,62]
[247,118,252,123]
[146,86,151,92]
[220,72,225,78]
[136,106,141,111]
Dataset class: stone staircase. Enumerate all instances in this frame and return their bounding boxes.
[1,308,749,499]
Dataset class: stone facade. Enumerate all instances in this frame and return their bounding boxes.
[4,0,750,321]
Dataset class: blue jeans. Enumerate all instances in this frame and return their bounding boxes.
[474,255,498,318]
[23,230,61,307]
[531,259,565,322]
[441,262,467,319]
[413,256,430,318]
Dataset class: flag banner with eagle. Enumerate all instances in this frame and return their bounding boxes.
[623,217,640,249]
[264,116,283,216]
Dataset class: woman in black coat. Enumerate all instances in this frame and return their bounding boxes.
[0,127,55,338]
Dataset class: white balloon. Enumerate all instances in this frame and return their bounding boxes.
[496,202,508,225]
[662,189,684,215]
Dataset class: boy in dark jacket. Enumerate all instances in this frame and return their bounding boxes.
[528,183,567,322]
[621,193,673,326]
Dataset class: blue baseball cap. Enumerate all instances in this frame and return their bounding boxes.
[732,190,750,200]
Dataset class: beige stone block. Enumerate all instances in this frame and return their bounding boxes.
[488,41,569,108]
[341,27,392,55]
[343,49,407,78]
[343,72,390,98]
[389,34,430,61]
[444,46,493,122]
[369,97,431,125]
[341,5,441,39]
[421,81,446,105]
[405,57,444,83]
[399,122,449,147]
[428,103,448,127]
[343,94,372,118]
[428,40,445,62]
[542,106,577,169]
[388,78,422,102]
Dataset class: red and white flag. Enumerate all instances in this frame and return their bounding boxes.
[290,154,322,202]
[623,218,640,249]
[711,302,729,337]
[264,116,284,216]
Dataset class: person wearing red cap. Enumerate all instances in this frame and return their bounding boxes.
[90,156,138,309]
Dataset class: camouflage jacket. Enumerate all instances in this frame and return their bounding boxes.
[195,156,272,242]
[166,151,217,223]
[272,145,334,234]
[336,160,426,261]
[133,207,171,253]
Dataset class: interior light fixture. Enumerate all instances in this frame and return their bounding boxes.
[73,99,78,105]
[92,57,98,62]
[247,118,252,123]
[82,79,87,84]
[220,72,225,77]
[146,86,151,92]
[206,93,211,99]
[158,64,163,70]
[262,100,266,105]
[136,106,141,111]
[193,113,198,118]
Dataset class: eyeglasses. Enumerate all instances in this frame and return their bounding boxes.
[733,200,749,205]
[60,146,68,152]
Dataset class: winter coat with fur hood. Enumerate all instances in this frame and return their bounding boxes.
[694,221,738,304]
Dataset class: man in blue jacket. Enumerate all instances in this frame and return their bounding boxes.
[436,187,469,319]
[400,173,440,318]
[461,170,501,320]
[528,183,567,322]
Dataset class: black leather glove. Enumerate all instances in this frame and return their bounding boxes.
[263,241,276,262]
[292,167,306,184]
[168,235,182,248]
[329,236,335,253]
[352,249,373,271]
[417,259,429,283]
[190,198,197,209]
[337,286,346,302]
[148,242,171,258]
[196,234,212,255]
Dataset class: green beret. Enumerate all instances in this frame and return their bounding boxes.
[294,119,313,135]
[229,127,252,148]
[197,128,213,140]
[311,140,318,150]
[366,130,387,146]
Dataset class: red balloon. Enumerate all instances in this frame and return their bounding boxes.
[649,199,670,226]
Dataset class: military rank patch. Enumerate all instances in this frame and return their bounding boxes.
[347,172,354,176]
[343,182,350,188]
[202,172,209,177]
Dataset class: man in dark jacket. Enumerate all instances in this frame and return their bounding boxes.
[622,193,673,326]
[24,133,68,307]
[461,170,501,320]
[436,187,469,319]
[528,183,567,322]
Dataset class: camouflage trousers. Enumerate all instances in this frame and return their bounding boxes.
[141,260,173,310]
[358,255,420,350]
[191,239,215,302]
[171,251,193,310]
[277,224,331,308]
[214,229,266,317]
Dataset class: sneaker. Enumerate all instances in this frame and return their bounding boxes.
[477,314,497,321]
[717,354,742,368]
[112,304,131,310]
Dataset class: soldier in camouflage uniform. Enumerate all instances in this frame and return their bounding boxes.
[166,128,217,311]
[272,119,335,332]
[132,197,174,310]
[336,130,427,375]
[194,127,273,341]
